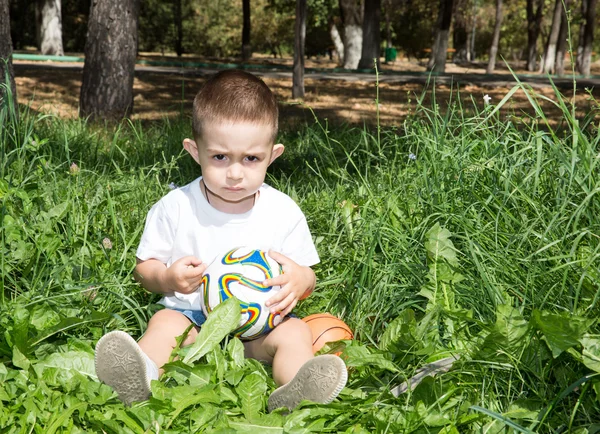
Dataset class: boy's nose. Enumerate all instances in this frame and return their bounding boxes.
[227,163,243,180]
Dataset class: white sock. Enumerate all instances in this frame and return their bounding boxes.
[142,352,159,381]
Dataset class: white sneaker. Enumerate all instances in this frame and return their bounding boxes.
[95,330,155,405]
[268,355,348,412]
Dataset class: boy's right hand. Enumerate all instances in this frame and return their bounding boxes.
[164,256,207,294]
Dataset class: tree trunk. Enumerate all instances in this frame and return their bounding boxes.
[80,0,140,121]
[339,0,363,69]
[579,0,597,76]
[242,0,251,61]
[526,0,544,71]
[173,0,183,57]
[453,0,469,64]
[36,0,64,56]
[0,0,18,116]
[292,0,306,99]
[577,0,588,71]
[486,0,502,73]
[384,0,392,49]
[358,0,381,70]
[542,0,563,73]
[555,0,571,76]
[428,0,454,73]
[469,0,478,60]
[329,20,344,65]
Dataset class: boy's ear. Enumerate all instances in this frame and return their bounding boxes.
[183,138,201,164]
[269,143,285,165]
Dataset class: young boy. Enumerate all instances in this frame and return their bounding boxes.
[94,70,347,412]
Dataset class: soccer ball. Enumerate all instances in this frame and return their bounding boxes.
[200,247,284,340]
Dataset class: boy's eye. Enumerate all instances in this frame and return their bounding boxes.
[213,154,226,161]
[246,156,259,162]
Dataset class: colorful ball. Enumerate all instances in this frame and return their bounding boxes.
[302,313,353,354]
[200,247,283,340]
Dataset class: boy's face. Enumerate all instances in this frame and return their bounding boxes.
[183,121,284,213]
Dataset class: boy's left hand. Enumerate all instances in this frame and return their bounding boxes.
[263,250,315,317]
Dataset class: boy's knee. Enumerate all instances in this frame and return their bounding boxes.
[147,309,197,342]
[279,318,312,342]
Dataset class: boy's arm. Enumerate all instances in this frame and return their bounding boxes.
[134,256,207,295]
[263,250,316,317]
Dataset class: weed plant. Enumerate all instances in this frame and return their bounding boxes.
[1,70,600,432]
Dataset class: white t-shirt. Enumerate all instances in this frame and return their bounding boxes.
[136,176,320,310]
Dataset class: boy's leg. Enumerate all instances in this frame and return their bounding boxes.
[244,317,314,385]
[95,309,198,405]
[244,318,348,412]
[138,308,199,372]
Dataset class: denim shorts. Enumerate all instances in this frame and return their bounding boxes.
[170,308,207,327]
[169,308,297,328]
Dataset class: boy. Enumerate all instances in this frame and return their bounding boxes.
[94,70,347,412]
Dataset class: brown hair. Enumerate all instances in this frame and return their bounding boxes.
[192,70,278,143]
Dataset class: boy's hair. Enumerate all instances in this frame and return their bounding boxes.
[192,70,279,143]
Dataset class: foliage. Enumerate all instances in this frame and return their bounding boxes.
[2,70,600,431]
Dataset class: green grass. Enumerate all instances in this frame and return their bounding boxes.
[1,73,600,432]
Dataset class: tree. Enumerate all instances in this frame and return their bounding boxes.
[555,0,571,76]
[0,0,17,114]
[339,0,363,69]
[486,0,502,73]
[357,0,381,69]
[453,0,470,64]
[36,0,64,56]
[80,0,141,120]
[526,0,544,71]
[242,0,251,61]
[578,0,597,77]
[427,0,454,73]
[293,0,307,98]
[173,0,183,56]
[542,0,563,73]
[329,16,344,65]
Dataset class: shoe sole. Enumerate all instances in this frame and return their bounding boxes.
[268,355,348,412]
[95,330,151,405]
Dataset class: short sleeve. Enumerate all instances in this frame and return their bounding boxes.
[281,215,320,267]
[136,201,176,264]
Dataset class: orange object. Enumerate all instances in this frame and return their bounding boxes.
[302,313,353,354]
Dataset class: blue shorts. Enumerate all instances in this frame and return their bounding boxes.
[169,308,297,329]
[170,308,207,327]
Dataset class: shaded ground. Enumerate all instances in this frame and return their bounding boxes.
[13,53,600,127]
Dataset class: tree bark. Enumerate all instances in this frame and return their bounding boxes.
[555,0,571,76]
[36,0,64,56]
[542,0,563,73]
[579,0,597,76]
[292,0,307,99]
[173,0,183,57]
[384,0,392,49]
[80,0,141,121]
[0,0,18,116]
[242,0,251,61]
[453,0,469,64]
[339,0,363,69]
[329,20,345,65]
[486,0,502,73]
[576,0,587,71]
[428,0,454,73]
[358,0,381,70]
[526,0,544,72]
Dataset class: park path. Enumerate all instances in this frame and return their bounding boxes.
[13,56,600,91]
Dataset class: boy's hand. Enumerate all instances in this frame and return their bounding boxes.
[263,250,316,317]
[165,256,207,294]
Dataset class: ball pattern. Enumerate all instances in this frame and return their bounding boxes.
[302,313,354,354]
[200,247,283,340]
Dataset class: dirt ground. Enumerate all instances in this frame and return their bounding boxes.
[12,53,600,127]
